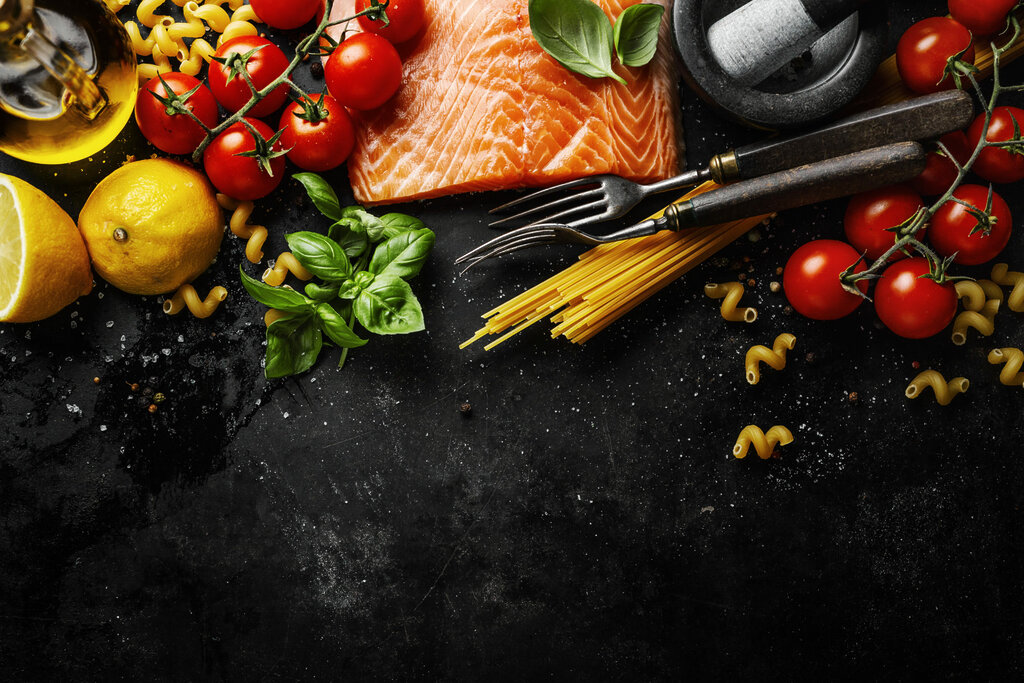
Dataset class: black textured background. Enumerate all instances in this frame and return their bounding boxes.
[2,1,1023,680]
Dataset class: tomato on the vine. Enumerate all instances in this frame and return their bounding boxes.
[355,0,426,44]
[966,106,1024,184]
[911,130,971,196]
[250,0,321,30]
[948,0,1017,37]
[135,73,218,156]
[325,32,403,110]
[208,36,290,118]
[930,184,1013,265]
[874,258,958,339]
[783,240,868,321]
[844,185,925,261]
[278,94,356,172]
[896,17,975,95]
[203,118,286,201]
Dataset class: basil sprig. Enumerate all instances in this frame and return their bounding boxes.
[528,0,664,81]
[241,173,435,379]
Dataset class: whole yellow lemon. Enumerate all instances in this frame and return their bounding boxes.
[78,159,224,295]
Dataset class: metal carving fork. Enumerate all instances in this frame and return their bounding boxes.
[457,142,927,270]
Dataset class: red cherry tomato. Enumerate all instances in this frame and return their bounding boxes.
[948,0,1017,36]
[203,118,285,201]
[134,73,218,156]
[783,240,869,321]
[208,36,290,118]
[966,106,1024,184]
[278,95,356,172]
[911,131,971,196]
[930,184,1013,265]
[874,258,958,339]
[843,185,925,261]
[250,0,321,30]
[896,17,975,95]
[355,0,426,44]
[325,33,403,110]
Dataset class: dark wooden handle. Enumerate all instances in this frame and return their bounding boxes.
[728,91,972,181]
[677,142,926,228]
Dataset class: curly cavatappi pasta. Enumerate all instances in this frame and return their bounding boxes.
[745,333,796,385]
[955,280,987,313]
[263,252,313,287]
[979,278,1004,304]
[705,282,757,323]
[217,194,268,263]
[162,284,227,318]
[905,370,969,405]
[952,299,1000,346]
[733,425,794,459]
[177,38,217,76]
[104,0,131,14]
[987,348,1024,386]
[991,263,1024,312]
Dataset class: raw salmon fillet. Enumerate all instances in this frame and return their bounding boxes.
[329,0,682,205]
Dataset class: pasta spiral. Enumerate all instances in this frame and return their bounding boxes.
[954,280,987,313]
[979,279,1004,304]
[904,370,969,406]
[732,425,794,459]
[991,263,1024,312]
[951,299,999,346]
[987,348,1024,386]
[705,282,757,323]
[162,284,228,318]
[217,194,268,263]
[744,333,796,385]
[263,252,313,286]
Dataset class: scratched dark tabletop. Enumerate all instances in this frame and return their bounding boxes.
[2,2,1023,680]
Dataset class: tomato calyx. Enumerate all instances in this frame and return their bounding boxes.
[213,46,267,87]
[839,254,876,300]
[291,92,330,124]
[235,120,290,177]
[950,184,999,236]
[920,253,971,286]
[942,41,980,90]
[148,73,206,121]
[359,0,391,26]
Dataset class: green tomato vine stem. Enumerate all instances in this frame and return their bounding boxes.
[841,17,1023,291]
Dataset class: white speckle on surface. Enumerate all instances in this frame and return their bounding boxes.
[105,321,114,328]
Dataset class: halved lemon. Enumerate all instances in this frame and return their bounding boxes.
[0,174,93,323]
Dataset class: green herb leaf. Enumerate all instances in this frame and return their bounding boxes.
[315,304,368,348]
[337,278,362,300]
[265,313,322,379]
[285,231,353,281]
[239,266,313,313]
[613,3,663,67]
[528,0,626,85]
[305,281,341,302]
[329,219,370,259]
[342,207,387,242]
[293,173,342,221]
[353,274,425,335]
[380,212,426,238]
[368,228,435,279]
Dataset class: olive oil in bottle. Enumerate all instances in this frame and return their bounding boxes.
[0,0,137,164]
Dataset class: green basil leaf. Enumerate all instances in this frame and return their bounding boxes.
[265,314,322,379]
[240,266,313,313]
[380,212,426,238]
[316,304,368,348]
[305,281,341,302]
[353,274,425,335]
[341,207,387,242]
[329,219,370,259]
[285,231,352,281]
[528,0,625,85]
[368,228,435,279]
[613,3,664,67]
[293,173,342,221]
[337,278,362,300]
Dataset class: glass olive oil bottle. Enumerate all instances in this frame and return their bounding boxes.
[0,0,136,164]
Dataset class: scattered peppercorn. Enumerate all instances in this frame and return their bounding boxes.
[912,360,921,369]
[747,278,756,287]
[142,386,154,398]
[769,281,781,293]
[93,377,101,385]
[848,391,859,403]
[775,266,784,275]
[742,256,751,263]
[148,404,158,414]
[805,352,816,364]
[310,60,323,78]
[459,402,472,415]
[154,392,166,404]
[128,382,139,392]
[783,305,793,315]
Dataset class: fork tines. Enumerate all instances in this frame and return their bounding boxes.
[489,178,604,229]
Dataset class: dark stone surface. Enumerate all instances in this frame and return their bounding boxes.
[1,2,1023,680]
